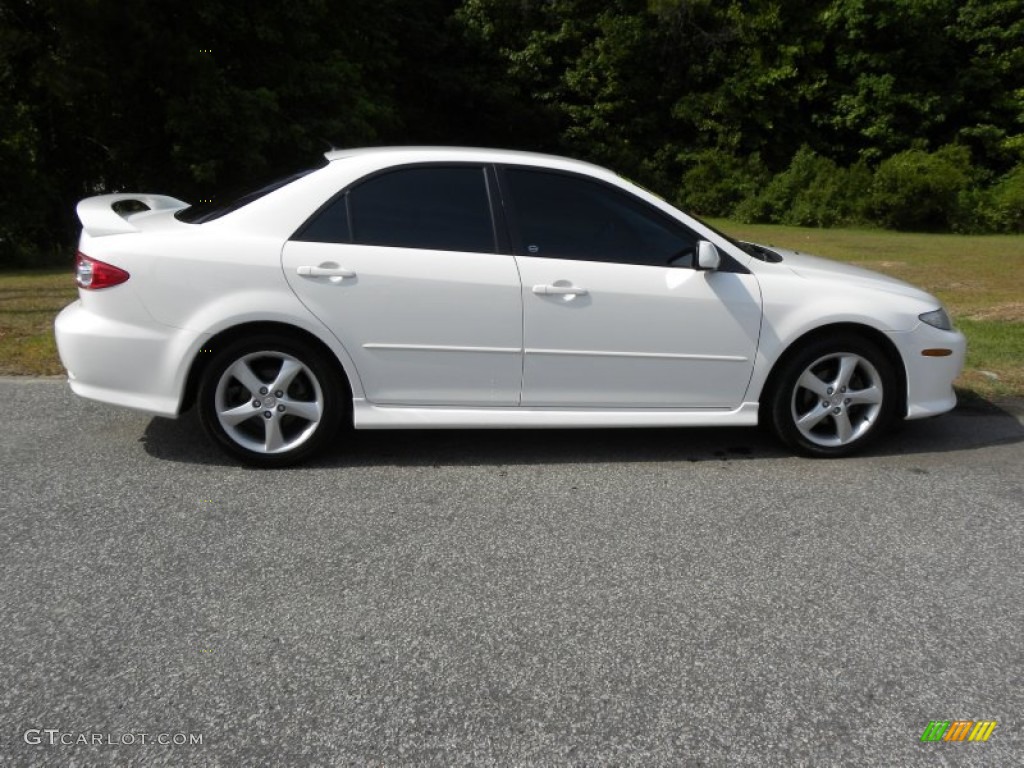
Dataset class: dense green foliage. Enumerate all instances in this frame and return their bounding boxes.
[2,0,1022,266]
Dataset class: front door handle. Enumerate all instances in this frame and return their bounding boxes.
[532,284,588,297]
[297,265,356,278]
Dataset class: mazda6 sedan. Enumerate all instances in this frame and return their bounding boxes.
[54,147,966,466]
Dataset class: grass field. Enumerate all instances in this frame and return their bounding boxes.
[2,224,1022,398]
[0,269,75,377]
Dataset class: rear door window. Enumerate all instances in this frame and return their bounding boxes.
[296,165,496,253]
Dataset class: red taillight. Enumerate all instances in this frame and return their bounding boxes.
[75,251,130,290]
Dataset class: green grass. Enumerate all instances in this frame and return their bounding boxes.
[0,269,77,376]
[957,319,1024,398]
[3,225,1023,397]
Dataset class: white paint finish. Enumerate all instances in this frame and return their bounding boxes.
[516,257,761,407]
[776,248,938,302]
[353,399,761,428]
[54,146,966,438]
[362,343,520,354]
[888,324,967,419]
[54,300,200,417]
[740,255,966,405]
[65,234,371,411]
[525,348,748,362]
[145,234,287,329]
[76,194,188,236]
[282,240,523,406]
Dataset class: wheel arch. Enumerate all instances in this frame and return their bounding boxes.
[756,322,907,426]
[180,321,354,415]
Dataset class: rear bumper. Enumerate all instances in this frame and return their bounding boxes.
[54,300,198,418]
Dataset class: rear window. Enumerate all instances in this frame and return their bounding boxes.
[175,162,324,224]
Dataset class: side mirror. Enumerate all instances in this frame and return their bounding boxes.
[697,240,721,271]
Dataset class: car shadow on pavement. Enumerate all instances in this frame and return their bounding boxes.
[140,398,1024,468]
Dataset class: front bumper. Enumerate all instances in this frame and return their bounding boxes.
[892,323,967,420]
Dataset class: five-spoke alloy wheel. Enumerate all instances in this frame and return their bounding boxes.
[770,334,898,457]
[198,334,345,467]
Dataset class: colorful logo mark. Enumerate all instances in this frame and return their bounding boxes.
[920,720,997,742]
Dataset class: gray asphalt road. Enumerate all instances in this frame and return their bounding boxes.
[1,378,1021,766]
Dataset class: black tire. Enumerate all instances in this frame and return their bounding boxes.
[197,333,346,467]
[768,334,899,458]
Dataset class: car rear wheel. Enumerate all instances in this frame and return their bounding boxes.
[198,334,345,467]
[770,335,899,457]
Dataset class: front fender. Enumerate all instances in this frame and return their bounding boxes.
[745,274,923,401]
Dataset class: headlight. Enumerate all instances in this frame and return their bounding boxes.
[919,308,953,331]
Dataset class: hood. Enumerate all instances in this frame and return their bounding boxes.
[768,247,937,303]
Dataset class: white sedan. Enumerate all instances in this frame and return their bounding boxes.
[55,147,966,466]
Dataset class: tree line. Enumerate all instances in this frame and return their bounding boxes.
[2,0,1022,267]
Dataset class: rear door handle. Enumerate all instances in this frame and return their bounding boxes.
[532,284,588,296]
[297,265,355,278]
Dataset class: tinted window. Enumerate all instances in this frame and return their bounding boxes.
[176,165,323,224]
[504,169,696,267]
[293,194,351,244]
[340,166,495,253]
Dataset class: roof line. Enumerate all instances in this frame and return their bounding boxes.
[322,146,605,170]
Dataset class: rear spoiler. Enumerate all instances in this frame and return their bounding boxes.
[76,193,189,236]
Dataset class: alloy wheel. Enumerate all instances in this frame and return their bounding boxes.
[789,352,884,449]
[214,351,325,455]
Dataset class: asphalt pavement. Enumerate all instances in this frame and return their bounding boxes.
[1,378,1022,766]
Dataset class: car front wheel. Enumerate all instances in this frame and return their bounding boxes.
[197,334,345,467]
[770,335,899,457]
